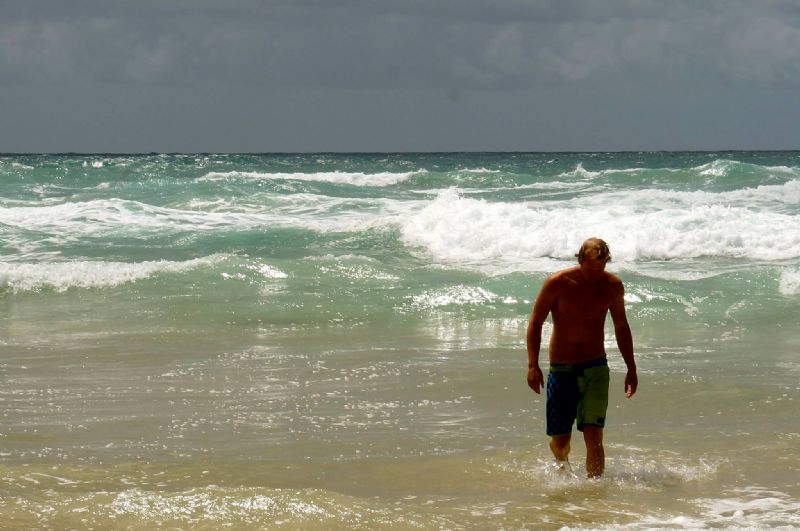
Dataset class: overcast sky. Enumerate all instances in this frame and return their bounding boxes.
[2,0,800,152]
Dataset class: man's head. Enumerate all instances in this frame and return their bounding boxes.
[576,238,611,281]
[576,237,611,265]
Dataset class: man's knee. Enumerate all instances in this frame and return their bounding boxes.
[549,434,571,461]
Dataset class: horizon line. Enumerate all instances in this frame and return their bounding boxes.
[2,148,800,156]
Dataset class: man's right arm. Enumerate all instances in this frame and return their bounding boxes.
[526,276,558,394]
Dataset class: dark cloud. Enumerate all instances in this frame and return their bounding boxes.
[1,1,799,151]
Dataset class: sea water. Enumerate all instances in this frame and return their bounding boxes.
[0,152,798,529]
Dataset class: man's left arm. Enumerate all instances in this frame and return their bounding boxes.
[609,281,638,398]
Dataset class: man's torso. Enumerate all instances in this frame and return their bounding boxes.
[548,267,619,364]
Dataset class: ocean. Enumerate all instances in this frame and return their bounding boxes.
[1,152,798,529]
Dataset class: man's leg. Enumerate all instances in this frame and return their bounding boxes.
[576,364,609,478]
[546,369,578,466]
[549,434,571,462]
[583,425,604,478]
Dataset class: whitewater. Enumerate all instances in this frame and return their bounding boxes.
[0,152,798,529]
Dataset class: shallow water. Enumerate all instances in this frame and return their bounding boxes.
[1,152,799,528]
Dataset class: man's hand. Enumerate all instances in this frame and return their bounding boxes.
[624,369,638,398]
[527,366,544,394]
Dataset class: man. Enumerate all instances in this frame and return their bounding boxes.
[526,237,637,478]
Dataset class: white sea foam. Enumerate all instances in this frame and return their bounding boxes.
[99,486,451,528]
[3,180,798,272]
[251,264,288,279]
[556,164,681,181]
[0,196,64,207]
[198,169,425,186]
[695,159,732,177]
[223,263,288,280]
[619,266,727,281]
[511,180,595,192]
[557,162,603,179]
[694,159,799,178]
[0,255,225,293]
[557,159,798,183]
[0,199,212,235]
[613,179,800,207]
[621,487,800,529]
[0,196,411,236]
[549,178,800,213]
[458,167,501,174]
[716,179,800,205]
[400,189,800,268]
[409,286,512,309]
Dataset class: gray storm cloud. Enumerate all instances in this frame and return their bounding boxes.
[1,0,799,151]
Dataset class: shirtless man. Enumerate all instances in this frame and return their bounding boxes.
[526,238,637,478]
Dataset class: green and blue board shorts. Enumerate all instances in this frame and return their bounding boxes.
[546,357,610,437]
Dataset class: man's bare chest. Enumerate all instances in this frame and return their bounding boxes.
[555,284,613,318]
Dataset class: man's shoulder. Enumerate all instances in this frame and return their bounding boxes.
[540,267,578,295]
[603,271,625,291]
[546,267,579,283]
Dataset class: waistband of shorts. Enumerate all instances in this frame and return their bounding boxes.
[549,357,608,373]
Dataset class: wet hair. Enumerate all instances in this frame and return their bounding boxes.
[576,238,611,264]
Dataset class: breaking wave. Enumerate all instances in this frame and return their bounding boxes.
[400,188,800,265]
[0,255,226,293]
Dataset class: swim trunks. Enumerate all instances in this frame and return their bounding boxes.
[546,357,609,437]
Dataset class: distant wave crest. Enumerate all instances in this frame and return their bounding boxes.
[198,170,425,186]
[693,159,798,178]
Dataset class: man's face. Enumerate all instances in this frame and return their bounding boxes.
[579,255,607,281]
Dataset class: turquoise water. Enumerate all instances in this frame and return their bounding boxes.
[1,152,799,528]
